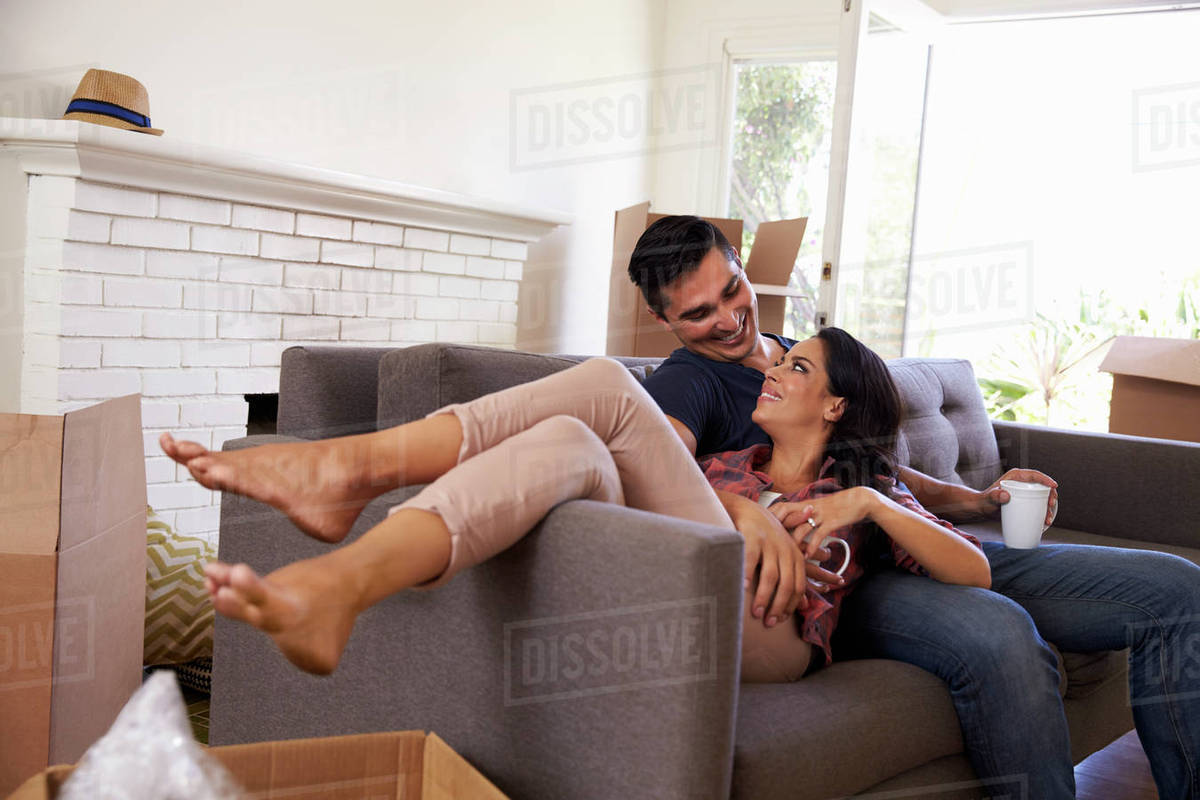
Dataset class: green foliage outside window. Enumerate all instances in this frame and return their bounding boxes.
[728,61,835,340]
[979,278,1200,429]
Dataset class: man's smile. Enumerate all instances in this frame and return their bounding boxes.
[715,317,746,345]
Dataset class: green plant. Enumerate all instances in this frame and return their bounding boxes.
[978,279,1199,428]
[979,309,1113,427]
[978,377,1034,422]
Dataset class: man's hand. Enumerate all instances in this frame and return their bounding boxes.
[719,492,843,628]
[738,505,806,628]
[979,469,1059,527]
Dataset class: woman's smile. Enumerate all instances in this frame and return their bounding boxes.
[759,384,782,403]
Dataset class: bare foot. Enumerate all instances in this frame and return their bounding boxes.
[161,433,386,543]
[205,560,361,675]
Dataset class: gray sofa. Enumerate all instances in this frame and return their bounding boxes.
[210,343,1200,799]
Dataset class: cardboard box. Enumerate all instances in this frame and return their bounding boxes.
[8,731,510,800]
[607,202,808,357]
[0,395,146,796]
[1099,336,1200,443]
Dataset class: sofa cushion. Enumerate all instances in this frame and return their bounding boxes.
[888,358,1003,491]
[732,659,964,800]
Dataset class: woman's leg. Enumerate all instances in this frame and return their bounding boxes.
[740,601,813,682]
[419,356,816,678]
[203,509,453,675]
[206,415,625,674]
[160,412,463,542]
[187,357,812,678]
[161,357,727,540]
[437,357,727,525]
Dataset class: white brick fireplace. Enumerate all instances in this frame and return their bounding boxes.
[1,118,570,547]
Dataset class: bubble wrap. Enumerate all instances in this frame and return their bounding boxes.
[58,671,244,800]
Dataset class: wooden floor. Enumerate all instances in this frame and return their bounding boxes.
[1075,730,1159,800]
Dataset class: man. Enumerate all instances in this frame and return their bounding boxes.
[627,214,1200,800]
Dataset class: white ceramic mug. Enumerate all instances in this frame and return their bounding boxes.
[1000,479,1052,549]
[808,535,852,577]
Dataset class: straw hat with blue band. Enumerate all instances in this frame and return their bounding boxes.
[62,69,163,136]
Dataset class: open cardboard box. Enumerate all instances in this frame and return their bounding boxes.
[8,730,509,800]
[1099,335,1200,443]
[607,202,808,358]
[0,395,146,796]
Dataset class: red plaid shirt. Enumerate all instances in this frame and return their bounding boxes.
[699,444,982,665]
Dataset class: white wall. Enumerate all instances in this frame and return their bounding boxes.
[0,0,667,353]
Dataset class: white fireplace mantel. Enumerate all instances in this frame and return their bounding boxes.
[0,117,571,545]
[0,118,572,241]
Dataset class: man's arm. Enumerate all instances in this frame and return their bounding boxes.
[664,415,699,456]
[898,465,1058,527]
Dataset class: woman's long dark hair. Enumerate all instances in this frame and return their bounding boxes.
[816,327,902,496]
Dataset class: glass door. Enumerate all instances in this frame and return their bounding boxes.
[820,0,943,358]
[725,58,837,341]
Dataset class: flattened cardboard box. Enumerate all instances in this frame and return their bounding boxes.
[608,202,808,358]
[8,731,510,800]
[0,395,145,796]
[1099,336,1200,443]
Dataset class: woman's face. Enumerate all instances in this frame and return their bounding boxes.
[751,337,845,436]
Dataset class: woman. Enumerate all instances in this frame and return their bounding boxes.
[161,328,989,679]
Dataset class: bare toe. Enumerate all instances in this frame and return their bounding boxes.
[204,561,233,584]
[229,563,269,605]
[214,585,261,625]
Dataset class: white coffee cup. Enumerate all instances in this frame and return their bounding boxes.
[756,490,852,576]
[1000,480,1052,549]
[808,535,852,577]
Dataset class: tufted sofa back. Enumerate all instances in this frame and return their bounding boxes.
[279,344,1003,490]
[368,344,1002,491]
[887,358,1003,490]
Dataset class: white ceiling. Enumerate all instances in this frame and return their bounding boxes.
[923,0,1198,19]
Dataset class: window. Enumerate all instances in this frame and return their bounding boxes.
[911,9,1200,429]
[724,7,1200,429]
[726,60,836,340]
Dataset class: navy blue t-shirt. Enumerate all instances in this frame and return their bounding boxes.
[642,333,797,457]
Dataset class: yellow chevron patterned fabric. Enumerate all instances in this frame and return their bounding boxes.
[144,507,215,665]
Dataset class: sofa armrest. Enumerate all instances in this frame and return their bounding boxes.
[210,437,744,800]
[992,420,1200,548]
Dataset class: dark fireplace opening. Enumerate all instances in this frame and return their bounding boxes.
[245,393,278,436]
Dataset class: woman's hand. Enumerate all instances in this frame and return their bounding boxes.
[770,488,875,557]
[979,469,1059,527]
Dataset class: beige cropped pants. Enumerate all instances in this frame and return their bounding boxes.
[395,357,813,681]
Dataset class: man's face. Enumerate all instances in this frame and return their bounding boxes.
[653,246,760,363]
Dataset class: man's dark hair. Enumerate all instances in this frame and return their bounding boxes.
[627,215,740,316]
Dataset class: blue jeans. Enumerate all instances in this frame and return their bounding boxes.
[831,541,1200,799]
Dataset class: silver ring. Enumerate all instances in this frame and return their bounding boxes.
[807,518,819,529]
